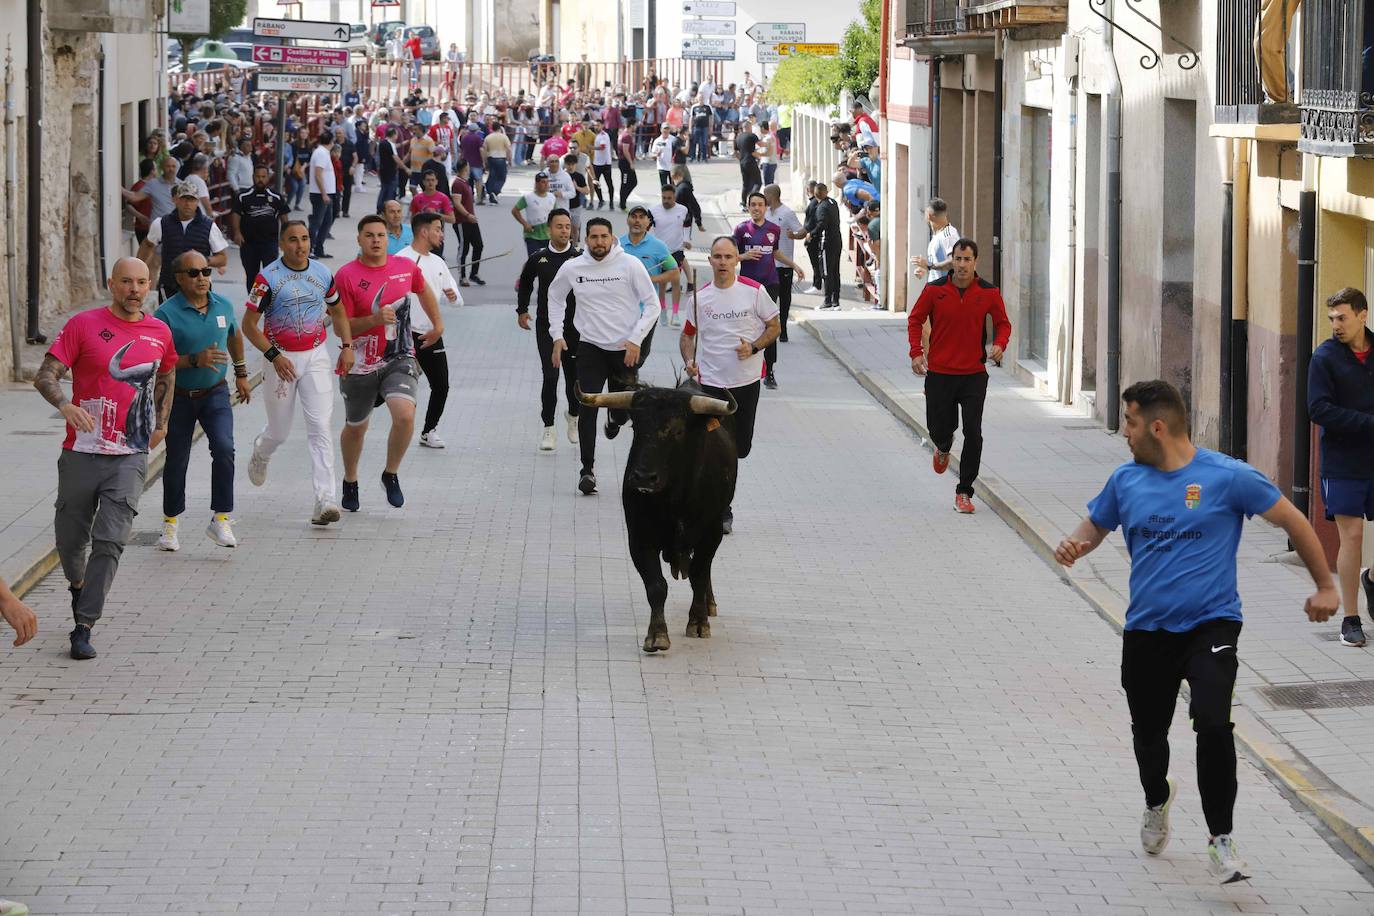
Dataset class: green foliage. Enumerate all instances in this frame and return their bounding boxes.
[171,0,248,50]
[766,0,880,107]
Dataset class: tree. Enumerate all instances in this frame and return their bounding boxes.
[766,0,880,108]
[171,0,249,54]
[839,0,881,98]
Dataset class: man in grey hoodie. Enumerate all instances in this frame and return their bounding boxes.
[547,216,661,495]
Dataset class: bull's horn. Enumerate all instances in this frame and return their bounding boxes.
[688,393,736,416]
[575,383,637,410]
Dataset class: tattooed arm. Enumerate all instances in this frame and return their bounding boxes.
[33,354,95,434]
[148,368,175,451]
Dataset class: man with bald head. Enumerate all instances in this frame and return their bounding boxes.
[34,257,178,660]
[382,198,413,254]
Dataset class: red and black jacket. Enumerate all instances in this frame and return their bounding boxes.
[907,274,1012,375]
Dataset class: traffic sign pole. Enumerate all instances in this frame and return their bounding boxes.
[253,17,349,195]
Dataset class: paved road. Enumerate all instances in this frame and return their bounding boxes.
[1,164,1372,914]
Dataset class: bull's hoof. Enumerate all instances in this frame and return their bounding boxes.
[643,632,671,653]
[685,620,711,638]
[708,602,718,617]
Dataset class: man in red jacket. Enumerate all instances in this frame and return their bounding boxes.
[907,238,1011,514]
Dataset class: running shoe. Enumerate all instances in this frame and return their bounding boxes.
[539,427,556,452]
[459,278,471,287]
[779,330,788,343]
[1207,835,1251,884]
[205,516,237,548]
[157,519,180,552]
[764,371,778,390]
[605,419,622,440]
[0,899,30,915]
[721,506,733,535]
[342,480,360,512]
[954,493,975,514]
[420,430,446,448]
[670,313,681,327]
[248,437,270,486]
[69,625,96,661]
[381,471,405,508]
[565,411,579,445]
[471,276,486,286]
[932,449,951,474]
[1340,615,1367,648]
[311,499,341,526]
[578,472,597,495]
[1140,776,1176,855]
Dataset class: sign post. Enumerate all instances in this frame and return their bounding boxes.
[681,37,736,61]
[254,17,349,195]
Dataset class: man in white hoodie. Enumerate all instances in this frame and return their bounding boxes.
[547,217,661,495]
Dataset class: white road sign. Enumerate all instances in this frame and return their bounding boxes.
[682,37,736,60]
[683,18,735,35]
[745,22,806,43]
[757,44,782,64]
[255,71,344,93]
[682,0,736,15]
[252,17,351,43]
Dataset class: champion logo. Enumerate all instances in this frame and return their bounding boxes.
[575,275,620,284]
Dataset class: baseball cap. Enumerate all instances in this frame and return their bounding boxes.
[864,200,880,212]
[627,204,652,218]
[534,170,550,179]
[173,180,199,198]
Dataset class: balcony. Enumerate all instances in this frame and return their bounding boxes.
[902,0,994,55]
[963,0,1067,32]
[1214,0,1299,129]
[1298,0,1374,156]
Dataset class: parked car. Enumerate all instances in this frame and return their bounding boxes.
[369,20,406,59]
[346,23,370,57]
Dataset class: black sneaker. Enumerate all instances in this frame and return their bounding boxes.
[1340,615,1368,648]
[381,471,404,508]
[604,419,621,440]
[578,472,597,495]
[69,625,96,660]
[764,372,778,390]
[779,330,789,343]
[342,480,360,512]
[721,506,733,535]
[471,276,486,286]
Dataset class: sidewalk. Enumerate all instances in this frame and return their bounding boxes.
[801,311,1374,868]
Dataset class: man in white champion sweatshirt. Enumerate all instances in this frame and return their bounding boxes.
[548,216,661,495]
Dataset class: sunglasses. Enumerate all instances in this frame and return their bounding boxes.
[180,267,213,277]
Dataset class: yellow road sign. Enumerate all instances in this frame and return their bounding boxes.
[778,42,839,56]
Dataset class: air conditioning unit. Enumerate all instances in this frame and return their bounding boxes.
[48,0,156,34]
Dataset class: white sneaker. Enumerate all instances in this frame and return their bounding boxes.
[157,519,179,552]
[248,437,269,486]
[420,430,446,448]
[205,516,237,548]
[539,426,556,451]
[1140,776,1175,855]
[670,312,681,327]
[565,411,579,445]
[311,499,341,526]
[1207,835,1251,884]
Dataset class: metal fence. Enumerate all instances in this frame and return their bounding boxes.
[1215,0,1263,110]
[1299,0,1372,154]
[906,0,962,38]
[350,57,725,103]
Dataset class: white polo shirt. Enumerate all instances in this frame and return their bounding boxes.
[685,276,778,389]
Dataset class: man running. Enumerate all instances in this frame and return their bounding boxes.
[34,257,176,660]
[230,164,289,292]
[763,183,807,344]
[242,220,354,526]
[621,205,679,337]
[396,211,461,449]
[451,160,485,285]
[591,118,615,208]
[515,207,581,452]
[648,184,692,327]
[512,170,556,257]
[1056,379,1339,885]
[907,238,1010,515]
[680,236,780,534]
[546,217,660,495]
[138,180,229,301]
[733,192,804,389]
[335,214,443,511]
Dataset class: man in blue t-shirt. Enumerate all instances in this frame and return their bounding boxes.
[1054,379,1338,885]
[620,204,680,365]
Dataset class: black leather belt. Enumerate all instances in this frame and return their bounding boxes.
[175,379,226,399]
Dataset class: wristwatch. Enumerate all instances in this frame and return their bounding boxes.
[749,343,760,355]
[263,346,281,362]
[188,352,200,368]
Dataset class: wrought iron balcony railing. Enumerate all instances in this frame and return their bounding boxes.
[1299,0,1374,155]
[905,0,962,39]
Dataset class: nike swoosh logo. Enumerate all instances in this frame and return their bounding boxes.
[1211,645,1234,653]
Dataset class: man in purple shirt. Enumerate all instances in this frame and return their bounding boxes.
[460,123,487,204]
[733,191,804,389]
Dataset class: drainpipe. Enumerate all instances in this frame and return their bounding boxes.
[992,34,1003,288]
[1102,0,1123,432]
[931,61,940,194]
[5,46,20,378]
[1230,138,1250,459]
[1060,34,1079,404]
[25,0,43,344]
[1293,154,1316,519]
[1220,139,1234,454]
[96,41,107,285]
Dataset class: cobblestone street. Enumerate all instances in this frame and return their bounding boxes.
[2,271,1373,911]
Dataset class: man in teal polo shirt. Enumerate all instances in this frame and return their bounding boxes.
[621,205,679,361]
[154,250,253,552]
[382,199,414,255]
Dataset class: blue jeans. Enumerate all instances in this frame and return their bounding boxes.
[762,163,777,187]
[375,177,397,213]
[163,383,235,517]
[486,158,508,196]
[690,125,710,161]
[308,192,334,255]
[409,58,421,84]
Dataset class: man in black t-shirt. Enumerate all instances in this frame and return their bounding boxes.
[690,97,713,162]
[376,126,404,211]
[735,121,760,211]
[231,164,289,291]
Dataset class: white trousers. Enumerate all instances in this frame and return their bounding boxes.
[256,344,337,501]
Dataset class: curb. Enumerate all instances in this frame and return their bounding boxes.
[10,371,264,603]
[801,315,1374,870]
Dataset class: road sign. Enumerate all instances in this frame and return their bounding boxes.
[682,18,735,35]
[681,37,735,60]
[745,22,805,43]
[256,70,344,93]
[682,0,735,15]
[778,42,840,56]
[252,17,351,43]
[253,45,350,68]
[756,44,781,64]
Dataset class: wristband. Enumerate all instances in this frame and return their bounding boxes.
[340,342,352,349]
[188,353,199,368]
[750,343,760,355]
[232,360,247,368]
[263,346,281,362]
[234,368,249,379]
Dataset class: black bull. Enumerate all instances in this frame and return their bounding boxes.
[578,382,739,653]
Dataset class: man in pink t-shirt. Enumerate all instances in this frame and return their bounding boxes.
[33,257,177,660]
[334,214,443,512]
[408,170,455,257]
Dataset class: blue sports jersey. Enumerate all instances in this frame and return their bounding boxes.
[1087,448,1283,632]
[246,258,339,352]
